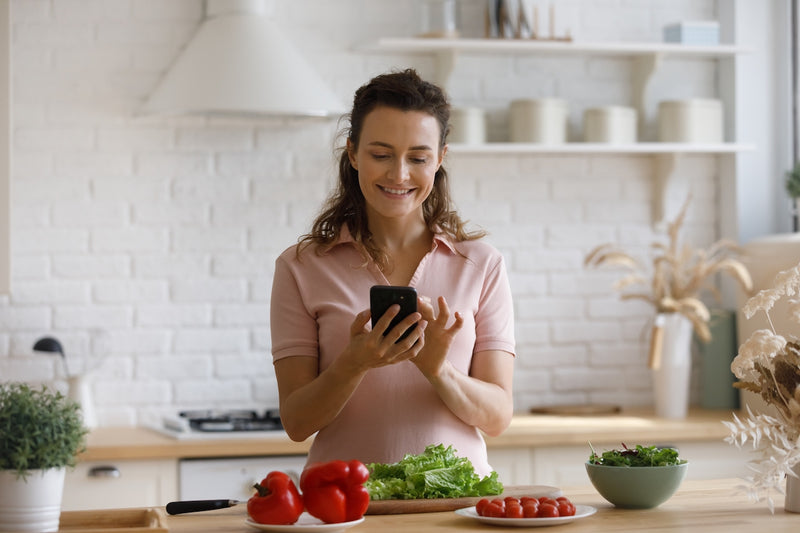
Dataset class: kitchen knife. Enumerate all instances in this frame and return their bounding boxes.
[166,499,241,515]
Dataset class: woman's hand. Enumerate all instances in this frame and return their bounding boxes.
[339,305,427,373]
[411,296,464,379]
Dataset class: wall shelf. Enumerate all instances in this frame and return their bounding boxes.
[446,142,755,155]
[361,37,748,58]
[360,38,750,132]
[361,37,752,228]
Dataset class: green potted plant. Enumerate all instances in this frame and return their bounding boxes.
[786,162,800,231]
[0,382,88,532]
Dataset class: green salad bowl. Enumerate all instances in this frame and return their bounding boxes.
[585,461,688,509]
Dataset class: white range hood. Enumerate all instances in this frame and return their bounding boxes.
[141,0,345,118]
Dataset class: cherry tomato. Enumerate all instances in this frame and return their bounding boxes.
[522,500,539,518]
[505,500,523,519]
[475,498,491,516]
[538,497,557,507]
[557,500,576,517]
[519,496,538,505]
[490,498,506,513]
[484,502,506,518]
[538,502,559,518]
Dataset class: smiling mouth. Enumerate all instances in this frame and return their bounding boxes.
[379,185,414,196]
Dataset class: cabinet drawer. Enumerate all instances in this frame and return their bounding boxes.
[62,459,178,511]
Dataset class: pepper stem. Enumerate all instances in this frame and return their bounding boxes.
[253,483,271,498]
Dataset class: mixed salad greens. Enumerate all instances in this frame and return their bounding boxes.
[364,443,504,500]
[588,443,687,467]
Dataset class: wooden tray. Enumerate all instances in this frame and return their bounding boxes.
[529,404,621,416]
[366,484,562,514]
[59,508,168,533]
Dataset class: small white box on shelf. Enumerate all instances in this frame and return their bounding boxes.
[663,21,720,45]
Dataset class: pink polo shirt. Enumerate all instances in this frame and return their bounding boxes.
[270,228,515,476]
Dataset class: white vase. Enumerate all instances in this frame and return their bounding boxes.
[68,374,97,428]
[651,313,693,419]
[786,464,800,513]
[0,468,65,532]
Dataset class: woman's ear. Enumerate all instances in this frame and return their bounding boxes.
[347,139,358,170]
[437,144,448,170]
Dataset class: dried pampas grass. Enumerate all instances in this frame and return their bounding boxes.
[584,195,753,342]
[725,263,800,511]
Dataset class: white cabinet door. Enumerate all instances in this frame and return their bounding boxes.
[178,455,308,501]
[487,447,533,486]
[62,459,178,511]
[530,442,752,487]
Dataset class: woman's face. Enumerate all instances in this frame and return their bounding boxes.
[348,106,445,225]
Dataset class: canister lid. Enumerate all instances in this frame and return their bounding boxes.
[658,98,722,109]
[510,98,568,109]
[584,106,636,118]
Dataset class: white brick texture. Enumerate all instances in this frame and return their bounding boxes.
[0,0,723,425]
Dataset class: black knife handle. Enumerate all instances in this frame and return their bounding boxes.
[166,499,237,515]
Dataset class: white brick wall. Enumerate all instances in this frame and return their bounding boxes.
[0,0,725,426]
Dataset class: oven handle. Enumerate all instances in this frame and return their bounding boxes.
[88,465,121,479]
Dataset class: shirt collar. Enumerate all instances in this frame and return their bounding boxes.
[328,224,457,254]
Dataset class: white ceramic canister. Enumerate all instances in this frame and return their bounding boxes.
[509,98,568,144]
[449,106,487,144]
[583,106,637,143]
[657,99,723,143]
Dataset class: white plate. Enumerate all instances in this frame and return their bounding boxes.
[454,504,597,527]
[245,513,365,532]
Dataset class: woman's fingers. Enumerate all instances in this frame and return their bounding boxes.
[350,308,372,335]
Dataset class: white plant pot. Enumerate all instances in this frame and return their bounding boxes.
[0,468,65,532]
[652,313,693,419]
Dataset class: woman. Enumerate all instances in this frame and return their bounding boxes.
[270,69,514,476]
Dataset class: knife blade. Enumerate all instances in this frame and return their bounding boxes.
[166,499,242,515]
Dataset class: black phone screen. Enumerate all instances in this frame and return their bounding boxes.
[370,285,418,341]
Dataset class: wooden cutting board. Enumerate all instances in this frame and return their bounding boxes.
[59,508,168,532]
[366,484,562,515]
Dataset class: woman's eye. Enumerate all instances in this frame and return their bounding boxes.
[371,153,390,160]
[410,157,427,164]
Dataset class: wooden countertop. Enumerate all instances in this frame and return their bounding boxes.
[78,408,738,462]
[124,478,798,532]
[484,407,738,448]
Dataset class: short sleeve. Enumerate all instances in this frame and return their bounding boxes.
[270,254,320,361]
[473,253,515,356]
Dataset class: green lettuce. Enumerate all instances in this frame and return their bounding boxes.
[588,443,687,466]
[364,443,504,500]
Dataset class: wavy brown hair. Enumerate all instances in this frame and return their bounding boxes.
[298,68,485,270]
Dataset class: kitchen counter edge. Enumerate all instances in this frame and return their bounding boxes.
[77,408,739,462]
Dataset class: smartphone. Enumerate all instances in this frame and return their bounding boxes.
[370,285,418,341]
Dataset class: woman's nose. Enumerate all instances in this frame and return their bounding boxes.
[388,159,409,181]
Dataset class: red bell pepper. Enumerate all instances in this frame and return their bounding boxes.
[299,459,370,524]
[247,471,304,525]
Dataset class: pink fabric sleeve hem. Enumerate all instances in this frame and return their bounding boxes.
[473,340,516,356]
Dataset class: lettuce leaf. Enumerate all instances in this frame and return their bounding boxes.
[588,443,686,466]
[364,443,503,500]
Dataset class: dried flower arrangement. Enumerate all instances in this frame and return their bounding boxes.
[584,196,752,357]
[724,262,800,511]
